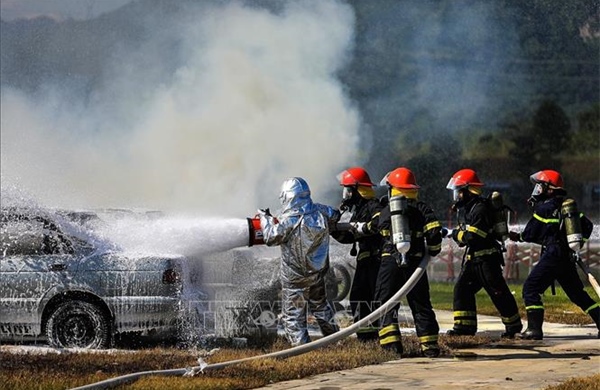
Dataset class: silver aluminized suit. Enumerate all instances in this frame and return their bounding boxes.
[259,177,341,346]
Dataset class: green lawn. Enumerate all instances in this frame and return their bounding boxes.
[429,281,598,325]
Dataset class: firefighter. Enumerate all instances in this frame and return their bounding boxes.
[508,170,599,339]
[445,169,523,338]
[374,167,443,357]
[258,177,341,346]
[331,167,383,342]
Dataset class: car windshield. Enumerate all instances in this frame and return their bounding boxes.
[0,207,116,257]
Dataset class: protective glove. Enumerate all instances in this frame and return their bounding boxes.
[339,200,351,212]
[258,208,271,217]
[451,229,466,247]
[256,208,273,224]
[350,222,367,238]
[451,228,461,242]
[508,231,521,242]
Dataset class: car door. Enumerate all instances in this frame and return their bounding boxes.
[0,216,78,336]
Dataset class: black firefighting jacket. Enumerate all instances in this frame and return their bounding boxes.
[378,198,443,262]
[453,196,501,261]
[520,196,593,262]
[331,197,383,261]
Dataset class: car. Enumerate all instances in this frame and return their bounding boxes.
[0,206,184,349]
[0,205,355,348]
[178,241,354,345]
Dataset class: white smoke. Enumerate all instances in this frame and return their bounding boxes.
[1,0,360,217]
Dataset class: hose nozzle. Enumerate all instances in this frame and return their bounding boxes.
[247,217,265,246]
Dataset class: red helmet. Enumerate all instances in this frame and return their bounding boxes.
[385,167,420,189]
[446,169,484,190]
[337,167,375,187]
[530,170,563,189]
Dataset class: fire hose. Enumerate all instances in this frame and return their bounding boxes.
[71,254,431,390]
[574,253,600,299]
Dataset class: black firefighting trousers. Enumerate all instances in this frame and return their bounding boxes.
[523,250,598,317]
[452,255,521,334]
[349,255,381,341]
[374,254,439,350]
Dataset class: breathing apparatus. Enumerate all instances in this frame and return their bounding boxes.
[337,167,376,212]
[527,182,548,208]
[447,169,484,211]
[381,168,419,268]
[389,194,411,267]
[340,186,358,212]
[528,169,565,208]
[489,191,510,250]
[561,198,583,252]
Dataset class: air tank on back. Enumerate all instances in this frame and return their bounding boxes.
[490,191,509,249]
[561,198,583,251]
[389,195,411,267]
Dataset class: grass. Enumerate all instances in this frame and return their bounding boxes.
[0,337,459,390]
[1,281,597,390]
[544,374,600,390]
[429,281,598,325]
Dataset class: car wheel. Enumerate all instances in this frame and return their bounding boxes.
[327,263,352,302]
[46,300,110,349]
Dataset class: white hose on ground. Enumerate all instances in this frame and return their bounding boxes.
[71,254,431,390]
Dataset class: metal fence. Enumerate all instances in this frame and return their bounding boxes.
[429,240,600,282]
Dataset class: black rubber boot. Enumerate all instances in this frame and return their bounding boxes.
[421,342,440,358]
[501,323,523,339]
[356,330,379,343]
[587,306,600,339]
[381,341,403,356]
[520,309,544,340]
[446,328,475,336]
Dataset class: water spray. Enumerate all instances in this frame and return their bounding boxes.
[70,254,432,390]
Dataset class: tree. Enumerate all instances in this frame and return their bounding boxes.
[532,100,571,157]
[407,132,462,219]
[505,100,570,173]
[574,103,600,156]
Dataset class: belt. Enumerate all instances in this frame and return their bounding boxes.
[466,248,499,260]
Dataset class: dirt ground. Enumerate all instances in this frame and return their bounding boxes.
[258,313,600,390]
[1,311,598,390]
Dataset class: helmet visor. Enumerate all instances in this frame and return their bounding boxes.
[446,177,462,190]
[342,186,352,201]
[531,182,545,198]
[453,189,460,202]
[336,171,346,185]
[379,172,391,187]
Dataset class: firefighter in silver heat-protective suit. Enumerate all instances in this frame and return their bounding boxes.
[259,177,341,346]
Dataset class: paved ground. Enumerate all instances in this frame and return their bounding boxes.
[259,310,600,390]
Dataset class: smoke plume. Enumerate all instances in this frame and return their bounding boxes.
[1,0,360,217]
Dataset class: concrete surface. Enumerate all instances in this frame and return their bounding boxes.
[259,310,600,390]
